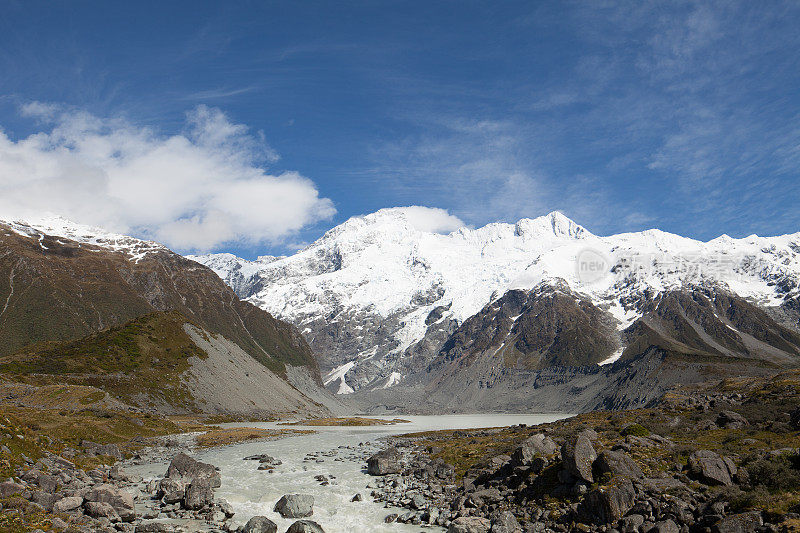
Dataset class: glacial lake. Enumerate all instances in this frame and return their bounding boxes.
[132,414,571,532]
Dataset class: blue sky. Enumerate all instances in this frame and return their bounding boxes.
[0,1,798,258]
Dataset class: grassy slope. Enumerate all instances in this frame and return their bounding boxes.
[0,228,319,381]
[0,311,208,411]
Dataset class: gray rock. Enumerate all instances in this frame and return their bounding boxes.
[0,481,26,498]
[367,447,402,475]
[618,514,644,533]
[165,453,221,488]
[510,434,558,466]
[593,450,644,480]
[687,450,734,486]
[30,490,58,511]
[449,516,491,533]
[711,511,763,533]
[561,434,597,483]
[53,495,83,513]
[579,478,636,524]
[157,478,185,504]
[85,501,121,521]
[490,510,521,532]
[242,516,278,533]
[36,473,59,493]
[647,520,679,533]
[84,483,135,522]
[184,478,213,510]
[351,493,363,502]
[274,494,314,518]
[135,521,180,532]
[286,520,325,533]
[716,410,748,429]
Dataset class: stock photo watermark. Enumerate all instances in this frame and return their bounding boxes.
[575,247,746,285]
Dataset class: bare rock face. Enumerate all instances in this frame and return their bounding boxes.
[367,447,402,476]
[687,450,735,486]
[561,434,597,483]
[242,516,278,533]
[274,494,315,518]
[166,453,221,488]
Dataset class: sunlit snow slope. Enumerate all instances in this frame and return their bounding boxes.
[191,208,800,394]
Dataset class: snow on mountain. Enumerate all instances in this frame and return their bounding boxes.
[191,207,800,394]
[0,214,166,263]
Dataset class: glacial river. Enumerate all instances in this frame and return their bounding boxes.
[132,414,570,532]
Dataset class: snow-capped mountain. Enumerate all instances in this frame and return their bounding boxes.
[2,215,167,263]
[190,207,800,396]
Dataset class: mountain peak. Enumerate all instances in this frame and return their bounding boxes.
[514,211,588,239]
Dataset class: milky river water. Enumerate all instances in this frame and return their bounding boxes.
[131,414,570,532]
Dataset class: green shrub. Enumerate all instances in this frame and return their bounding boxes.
[621,423,650,437]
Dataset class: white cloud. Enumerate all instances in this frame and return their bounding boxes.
[0,104,336,251]
[391,206,465,234]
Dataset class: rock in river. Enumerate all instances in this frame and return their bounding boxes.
[274,494,315,518]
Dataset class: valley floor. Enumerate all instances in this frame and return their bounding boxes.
[0,371,798,532]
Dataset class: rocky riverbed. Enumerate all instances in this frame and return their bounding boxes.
[361,371,800,533]
[2,371,798,532]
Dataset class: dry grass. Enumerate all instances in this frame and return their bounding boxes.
[280,417,410,427]
[195,427,313,447]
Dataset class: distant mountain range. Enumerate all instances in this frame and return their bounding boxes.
[0,215,341,417]
[192,208,800,412]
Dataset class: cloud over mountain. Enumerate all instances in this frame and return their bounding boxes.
[0,104,336,251]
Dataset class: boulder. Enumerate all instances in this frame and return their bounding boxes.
[490,510,522,533]
[687,450,734,486]
[367,447,401,475]
[165,453,221,487]
[242,516,278,533]
[618,514,645,533]
[36,473,59,493]
[0,481,26,498]
[593,450,644,480]
[286,520,326,533]
[53,495,83,513]
[85,501,121,521]
[647,520,679,533]
[84,483,135,522]
[31,490,58,511]
[274,494,314,518]
[184,478,213,510]
[156,478,185,504]
[448,516,491,533]
[561,434,597,483]
[511,434,558,466]
[711,511,763,533]
[579,478,636,524]
[716,411,748,429]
